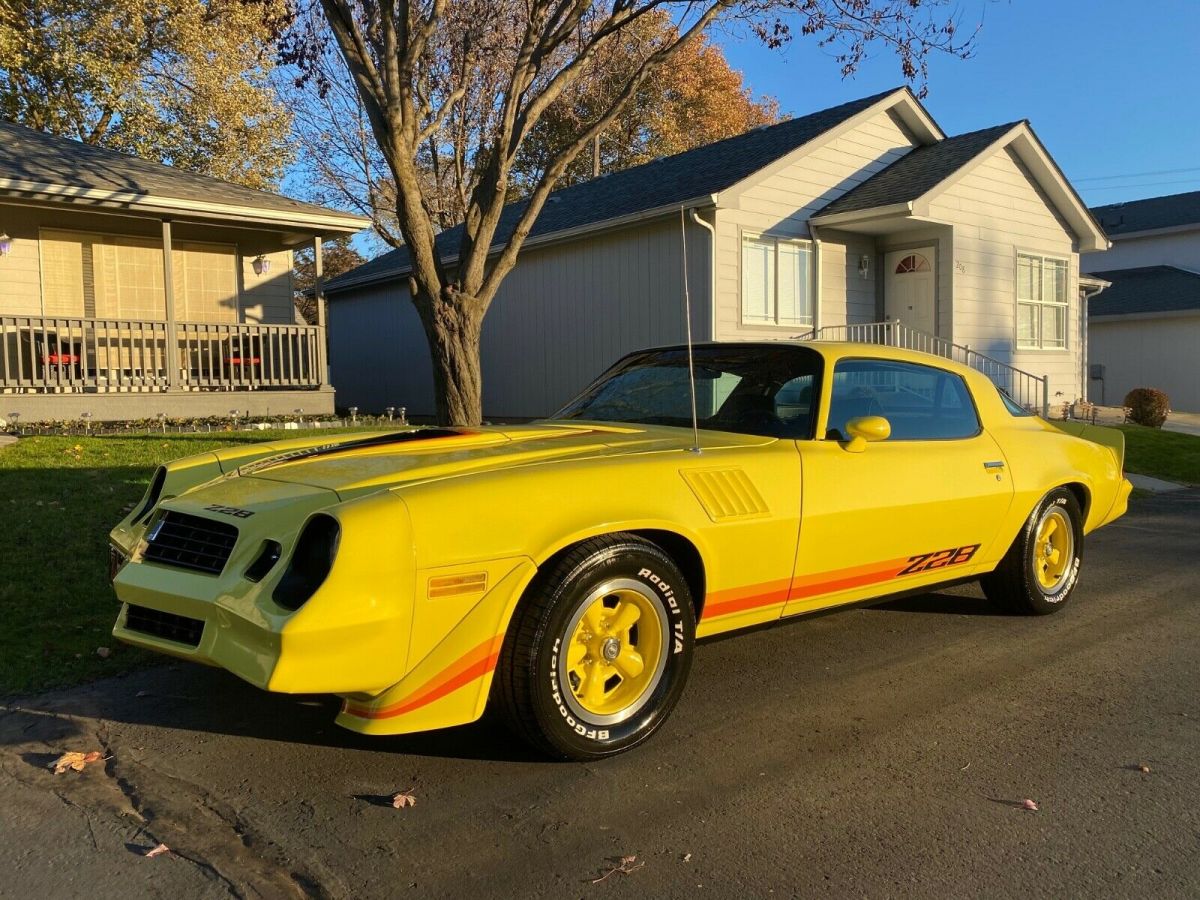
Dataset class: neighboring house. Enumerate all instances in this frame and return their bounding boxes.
[325,87,1107,420]
[1083,191,1200,412]
[0,121,369,422]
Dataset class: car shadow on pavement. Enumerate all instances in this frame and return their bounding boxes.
[868,590,1010,616]
[0,664,544,763]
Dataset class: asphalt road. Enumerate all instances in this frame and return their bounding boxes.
[3,491,1199,900]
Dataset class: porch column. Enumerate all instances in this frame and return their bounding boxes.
[161,219,178,389]
[314,236,328,387]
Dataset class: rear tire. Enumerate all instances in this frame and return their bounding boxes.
[981,488,1083,615]
[495,534,696,760]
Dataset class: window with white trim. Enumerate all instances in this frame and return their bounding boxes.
[1016,253,1068,349]
[741,234,812,327]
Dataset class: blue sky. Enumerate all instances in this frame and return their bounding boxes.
[713,0,1200,207]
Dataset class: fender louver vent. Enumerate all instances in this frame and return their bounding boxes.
[680,468,770,521]
[125,604,204,647]
[143,511,238,575]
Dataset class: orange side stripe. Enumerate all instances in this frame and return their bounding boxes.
[703,556,920,622]
[344,636,502,720]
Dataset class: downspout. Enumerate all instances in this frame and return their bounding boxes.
[808,222,823,336]
[689,208,717,342]
[1078,280,1109,405]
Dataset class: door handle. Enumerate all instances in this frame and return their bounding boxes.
[983,460,1006,471]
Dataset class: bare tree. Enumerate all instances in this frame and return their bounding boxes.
[293,0,977,425]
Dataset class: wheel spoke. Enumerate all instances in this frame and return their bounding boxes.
[582,601,606,635]
[1042,517,1059,539]
[611,646,645,680]
[566,640,587,671]
[609,600,642,633]
[1047,548,1061,566]
[582,660,608,707]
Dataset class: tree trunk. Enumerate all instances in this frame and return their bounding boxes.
[413,289,485,426]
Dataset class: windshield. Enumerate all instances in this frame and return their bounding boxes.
[552,345,823,438]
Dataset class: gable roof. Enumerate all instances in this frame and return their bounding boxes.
[326,88,913,292]
[1085,266,1200,318]
[812,120,1107,252]
[0,119,369,234]
[815,123,1018,218]
[1090,190,1200,238]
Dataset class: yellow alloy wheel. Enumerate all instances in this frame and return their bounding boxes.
[560,578,669,725]
[1033,506,1074,593]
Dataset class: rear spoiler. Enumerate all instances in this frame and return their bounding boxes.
[1050,421,1126,471]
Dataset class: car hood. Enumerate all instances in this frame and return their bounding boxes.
[214,422,773,500]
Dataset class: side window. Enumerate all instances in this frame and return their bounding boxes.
[827,359,980,441]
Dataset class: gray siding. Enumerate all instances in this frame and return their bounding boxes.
[926,146,1083,403]
[1083,229,1200,273]
[1089,314,1200,412]
[713,108,916,340]
[327,216,710,419]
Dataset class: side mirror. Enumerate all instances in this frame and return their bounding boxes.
[843,415,891,453]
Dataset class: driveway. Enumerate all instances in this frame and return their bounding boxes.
[3,491,1199,899]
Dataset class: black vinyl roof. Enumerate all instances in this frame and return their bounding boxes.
[1086,266,1200,317]
[325,88,908,292]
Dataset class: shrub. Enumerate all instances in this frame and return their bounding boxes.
[1124,388,1170,428]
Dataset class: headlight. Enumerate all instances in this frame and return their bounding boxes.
[273,514,340,611]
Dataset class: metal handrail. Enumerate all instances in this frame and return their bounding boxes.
[800,320,1050,416]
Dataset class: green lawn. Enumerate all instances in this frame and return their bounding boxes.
[1117,425,1200,486]
[0,429,369,696]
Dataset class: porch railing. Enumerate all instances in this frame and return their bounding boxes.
[1,316,325,394]
[801,320,1050,416]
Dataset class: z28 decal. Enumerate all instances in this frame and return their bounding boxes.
[897,544,980,575]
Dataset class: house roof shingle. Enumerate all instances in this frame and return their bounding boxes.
[1090,191,1200,237]
[0,119,367,226]
[326,88,906,292]
[1086,265,1200,318]
[814,122,1019,218]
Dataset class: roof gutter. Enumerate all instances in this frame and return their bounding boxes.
[326,194,719,295]
[0,178,371,233]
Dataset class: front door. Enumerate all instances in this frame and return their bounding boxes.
[785,356,1014,617]
[884,247,936,336]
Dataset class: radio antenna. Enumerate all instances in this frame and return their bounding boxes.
[680,206,701,454]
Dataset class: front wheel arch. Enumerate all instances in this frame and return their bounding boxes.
[532,527,707,622]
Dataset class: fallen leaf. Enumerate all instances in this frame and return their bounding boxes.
[592,854,645,884]
[96,647,111,659]
[391,789,417,809]
[49,750,103,774]
[682,852,692,862]
[1022,799,1039,811]
[145,843,170,858]
[136,690,150,698]
[1139,764,1151,774]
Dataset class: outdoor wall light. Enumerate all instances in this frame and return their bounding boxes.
[0,233,12,256]
[252,254,271,275]
[858,255,870,279]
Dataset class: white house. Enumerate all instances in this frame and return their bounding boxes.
[1084,191,1200,412]
[324,87,1108,420]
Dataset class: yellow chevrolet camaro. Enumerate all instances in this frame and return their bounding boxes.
[109,342,1130,759]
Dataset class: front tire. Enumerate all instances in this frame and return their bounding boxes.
[495,534,696,760]
[981,487,1084,615]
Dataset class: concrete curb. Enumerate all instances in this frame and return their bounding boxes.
[1128,472,1188,493]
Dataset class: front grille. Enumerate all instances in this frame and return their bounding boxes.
[143,511,238,575]
[125,604,205,647]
